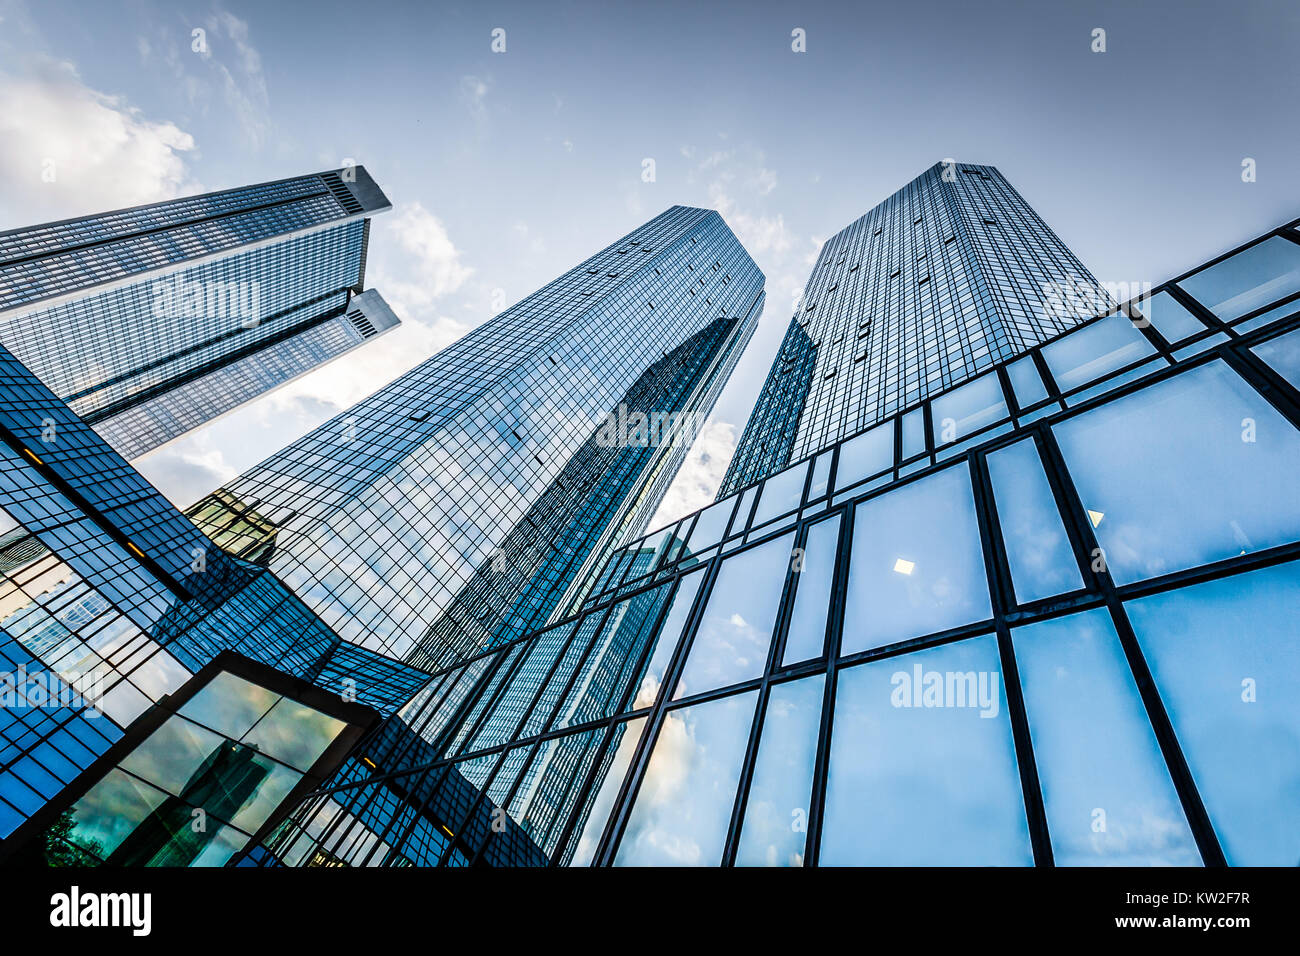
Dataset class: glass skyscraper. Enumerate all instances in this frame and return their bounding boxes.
[0,167,398,460]
[189,206,765,668]
[253,204,1300,867]
[721,162,1111,494]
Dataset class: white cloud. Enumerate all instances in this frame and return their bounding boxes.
[459,74,490,122]
[648,419,737,530]
[202,8,271,149]
[0,57,197,226]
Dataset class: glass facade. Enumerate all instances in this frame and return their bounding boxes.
[254,216,1300,867]
[720,162,1112,494]
[0,168,397,460]
[190,206,765,668]
[0,341,427,847]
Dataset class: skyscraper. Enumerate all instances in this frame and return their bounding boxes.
[190,205,765,668]
[256,203,1300,867]
[721,161,1111,494]
[0,167,398,460]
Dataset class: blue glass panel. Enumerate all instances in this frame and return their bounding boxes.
[1013,609,1200,865]
[783,516,840,665]
[1041,312,1156,393]
[568,717,646,866]
[1132,290,1207,343]
[615,691,758,866]
[841,465,991,653]
[1053,360,1300,584]
[901,408,926,458]
[931,372,1008,446]
[752,460,809,526]
[1126,562,1300,865]
[821,636,1032,865]
[675,532,795,698]
[735,675,824,866]
[985,439,1083,604]
[1251,325,1300,391]
[1007,356,1049,408]
[834,422,893,490]
[1178,235,1300,321]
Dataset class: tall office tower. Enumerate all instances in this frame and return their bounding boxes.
[190,206,765,667]
[720,161,1110,494]
[0,340,428,855]
[264,215,1300,869]
[0,167,398,460]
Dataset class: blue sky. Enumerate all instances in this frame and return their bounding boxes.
[0,0,1296,522]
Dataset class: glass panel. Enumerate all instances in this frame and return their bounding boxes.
[1006,355,1049,408]
[834,422,893,489]
[675,532,795,699]
[1126,562,1300,865]
[729,485,758,537]
[735,675,824,867]
[54,769,170,862]
[809,452,832,500]
[1041,312,1156,393]
[1132,290,1207,343]
[178,671,279,739]
[1251,326,1300,391]
[841,465,992,653]
[931,373,1008,446]
[633,571,703,708]
[684,498,734,555]
[1178,235,1300,321]
[1053,360,1300,584]
[821,636,1032,865]
[783,516,840,665]
[241,697,347,772]
[901,408,926,458]
[985,439,1083,604]
[567,718,646,866]
[119,716,229,797]
[752,460,809,525]
[615,690,758,866]
[1012,609,1200,865]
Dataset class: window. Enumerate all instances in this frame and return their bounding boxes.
[1041,312,1156,393]
[821,636,1032,865]
[615,690,758,866]
[931,372,1008,446]
[985,439,1083,604]
[735,675,824,866]
[834,422,892,489]
[783,516,840,665]
[1178,235,1300,321]
[1006,355,1049,408]
[1053,360,1300,584]
[1132,290,1207,343]
[568,717,646,866]
[841,464,992,652]
[675,532,795,698]
[1251,325,1300,391]
[1126,561,1300,865]
[1012,610,1199,865]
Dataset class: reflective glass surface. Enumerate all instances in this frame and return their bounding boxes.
[1013,610,1200,865]
[1133,290,1207,343]
[841,465,992,652]
[1053,360,1300,584]
[1126,562,1300,865]
[752,460,809,526]
[1178,235,1300,321]
[930,372,1008,445]
[821,636,1032,865]
[569,717,646,866]
[615,691,758,866]
[675,532,794,699]
[985,439,1083,604]
[1251,325,1300,390]
[1006,355,1048,408]
[1041,312,1156,393]
[735,675,824,866]
[834,421,893,489]
[782,516,840,665]
[634,572,703,707]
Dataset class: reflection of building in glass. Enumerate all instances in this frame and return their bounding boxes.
[0,169,398,460]
[264,212,1300,867]
[192,206,764,668]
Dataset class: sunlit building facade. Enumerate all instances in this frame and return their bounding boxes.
[261,216,1300,867]
[190,206,765,669]
[0,168,398,460]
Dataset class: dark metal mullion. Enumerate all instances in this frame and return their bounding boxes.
[968,453,1054,865]
[592,553,721,865]
[1036,427,1227,866]
[1220,342,1300,431]
[1164,282,1228,333]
